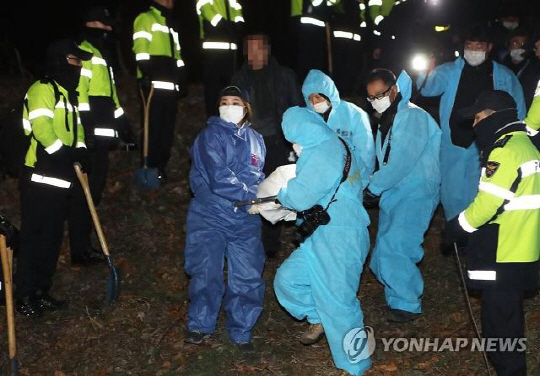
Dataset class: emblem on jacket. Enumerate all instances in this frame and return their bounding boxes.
[250,153,260,167]
[485,161,500,178]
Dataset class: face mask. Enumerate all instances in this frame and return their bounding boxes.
[219,105,245,124]
[371,96,392,114]
[463,49,486,67]
[510,48,526,62]
[313,101,330,114]
[503,21,518,30]
[292,143,303,157]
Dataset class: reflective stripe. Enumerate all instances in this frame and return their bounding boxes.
[31,173,71,189]
[79,103,90,112]
[520,160,540,178]
[177,59,185,67]
[535,80,540,97]
[196,0,213,14]
[202,42,237,50]
[55,101,74,112]
[504,195,540,211]
[94,128,118,137]
[92,57,107,66]
[369,0,383,5]
[152,23,170,33]
[152,81,176,90]
[114,107,125,118]
[359,3,366,9]
[353,34,361,41]
[81,68,93,78]
[234,16,244,23]
[210,14,222,26]
[22,118,32,132]
[468,270,496,281]
[333,31,361,41]
[300,17,325,27]
[28,108,54,120]
[175,84,180,91]
[133,31,153,41]
[312,0,323,5]
[136,53,150,61]
[76,142,86,148]
[373,30,381,36]
[479,181,515,200]
[360,21,367,28]
[229,0,242,9]
[526,125,539,136]
[458,211,477,233]
[374,15,384,25]
[45,139,63,154]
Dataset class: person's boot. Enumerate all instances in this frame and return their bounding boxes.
[184,330,210,345]
[235,341,255,352]
[71,246,106,267]
[300,323,325,345]
[16,296,43,317]
[33,291,68,311]
[387,309,420,323]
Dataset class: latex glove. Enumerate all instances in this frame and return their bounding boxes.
[248,205,261,215]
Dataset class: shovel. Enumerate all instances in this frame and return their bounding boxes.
[0,235,18,375]
[74,163,121,305]
[135,85,160,189]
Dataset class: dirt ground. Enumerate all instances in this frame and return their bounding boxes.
[0,76,539,376]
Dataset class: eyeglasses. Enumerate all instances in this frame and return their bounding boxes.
[367,86,392,102]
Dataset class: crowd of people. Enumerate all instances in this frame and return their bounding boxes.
[3,0,540,375]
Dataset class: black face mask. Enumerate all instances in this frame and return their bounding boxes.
[473,108,520,150]
[48,63,82,94]
[83,26,115,42]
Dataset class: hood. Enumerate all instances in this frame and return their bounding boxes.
[281,106,334,148]
[302,70,341,110]
[395,70,412,110]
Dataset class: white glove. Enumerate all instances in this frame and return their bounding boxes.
[248,205,261,215]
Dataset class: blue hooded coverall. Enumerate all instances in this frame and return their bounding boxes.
[302,69,375,190]
[184,116,266,343]
[418,57,526,220]
[368,72,441,314]
[274,107,372,375]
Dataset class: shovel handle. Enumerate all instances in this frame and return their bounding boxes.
[74,163,111,257]
[139,85,155,165]
[0,235,16,361]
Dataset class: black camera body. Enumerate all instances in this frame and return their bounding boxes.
[296,204,331,243]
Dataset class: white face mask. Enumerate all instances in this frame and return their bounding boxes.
[503,21,519,30]
[292,143,303,157]
[219,105,245,124]
[463,49,486,67]
[370,96,392,114]
[510,48,526,62]
[313,101,330,114]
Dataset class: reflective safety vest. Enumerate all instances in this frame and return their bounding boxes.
[132,5,183,87]
[78,40,124,138]
[197,0,243,43]
[524,79,540,136]
[458,130,540,268]
[22,80,86,188]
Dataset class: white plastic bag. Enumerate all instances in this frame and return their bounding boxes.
[257,164,297,224]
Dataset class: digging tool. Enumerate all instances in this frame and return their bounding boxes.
[234,196,278,208]
[325,22,334,77]
[74,163,121,305]
[135,85,160,189]
[453,243,492,376]
[0,235,18,375]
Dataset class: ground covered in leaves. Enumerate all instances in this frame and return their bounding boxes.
[1,75,539,375]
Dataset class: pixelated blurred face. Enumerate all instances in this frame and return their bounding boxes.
[247,37,269,70]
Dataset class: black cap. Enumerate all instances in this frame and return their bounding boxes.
[219,85,250,103]
[459,90,517,119]
[46,39,93,66]
[84,6,115,27]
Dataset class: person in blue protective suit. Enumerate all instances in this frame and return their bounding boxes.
[273,107,372,376]
[184,86,266,351]
[366,69,441,323]
[302,69,375,190]
[417,25,525,226]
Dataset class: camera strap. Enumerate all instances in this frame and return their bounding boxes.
[324,137,351,210]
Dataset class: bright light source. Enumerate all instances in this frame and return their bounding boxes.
[360,21,367,28]
[373,30,381,36]
[454,50,459,57]
[428,0,439,5]
[435,25,450,32]
[411,54,429,71]
[391,35,396,40]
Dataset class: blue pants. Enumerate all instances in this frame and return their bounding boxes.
[184,200,265,343]
[370,192,438,313]
[274,227,372,376]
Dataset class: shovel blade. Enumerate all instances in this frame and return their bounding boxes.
[135,167,160,190]
[106,258,122,305]
[11,358,18,376]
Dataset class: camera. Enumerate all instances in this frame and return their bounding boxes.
[296,205,331,243]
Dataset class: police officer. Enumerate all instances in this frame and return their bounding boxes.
[197,0,244,116]
[16,40,92,317]
[447,90,540,376]
[68,7,129,266]
[132,0,185,182]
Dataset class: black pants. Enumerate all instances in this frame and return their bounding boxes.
[203,49,236,117]
[140,85,178,171]
[15,173,70,299]
[481,289,526,376]
[296,21,327,83]
[67,142,109,258]
[261,135,292,255]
